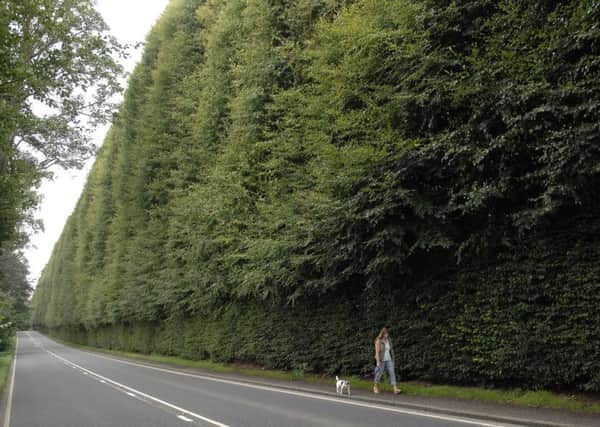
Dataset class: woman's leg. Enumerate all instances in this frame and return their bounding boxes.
[374,364,384,393]
[385,361,397,386]
[386,361,402,394]
[374,364,384,383]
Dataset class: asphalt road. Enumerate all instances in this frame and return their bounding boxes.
[5,331,521,427]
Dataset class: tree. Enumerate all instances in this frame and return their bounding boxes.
[0,0,125,247]
[0,251,31,348]
[0,290,15,350]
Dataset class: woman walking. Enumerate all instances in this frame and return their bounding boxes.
[374,326,401,394]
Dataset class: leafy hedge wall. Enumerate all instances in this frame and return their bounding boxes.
[50,212,600,392]
[34,0,600,392]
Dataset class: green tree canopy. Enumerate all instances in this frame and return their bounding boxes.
[0,0,125,246]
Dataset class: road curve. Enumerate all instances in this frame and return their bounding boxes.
[5,331,521,427]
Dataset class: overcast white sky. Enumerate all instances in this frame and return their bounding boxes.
[24,0,171,286]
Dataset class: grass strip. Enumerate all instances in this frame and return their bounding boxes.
[0,339,15,396]
[50,336,600,414]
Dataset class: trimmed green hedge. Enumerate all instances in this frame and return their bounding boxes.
[51,213,600,392]
[36,0,600,394]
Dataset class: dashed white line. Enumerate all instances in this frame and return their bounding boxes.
[126,392,136,397]
[44,349,229,427]
[178,415,194,422]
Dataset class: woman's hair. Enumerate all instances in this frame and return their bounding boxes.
[376,326,390,341]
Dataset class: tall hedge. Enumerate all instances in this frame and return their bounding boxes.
[33,0,600,392]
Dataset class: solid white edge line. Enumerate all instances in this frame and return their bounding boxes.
[65,346,510,427]
[45,349,229,427]
[2,334,18,427]
[178,414,193,422]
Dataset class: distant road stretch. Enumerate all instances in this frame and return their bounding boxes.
[4,331,520,427]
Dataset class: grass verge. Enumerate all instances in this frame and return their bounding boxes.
[0,339,15,397]
[51,336,600,414]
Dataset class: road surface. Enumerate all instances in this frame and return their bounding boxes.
[4,331,520,427]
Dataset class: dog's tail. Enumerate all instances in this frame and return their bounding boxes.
[336,376,339,381]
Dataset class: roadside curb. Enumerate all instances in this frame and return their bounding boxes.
[76,349,576,427]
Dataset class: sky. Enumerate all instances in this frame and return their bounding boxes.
[24,0,171,286]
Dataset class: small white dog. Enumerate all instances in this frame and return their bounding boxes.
[335,376,351,396]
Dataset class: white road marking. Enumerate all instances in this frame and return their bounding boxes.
[61,345,513,427]
[100,380,107,384]
[178,415,194,422]
[126,392,136,397]
[44,348,229,427]
[2,334,18,427]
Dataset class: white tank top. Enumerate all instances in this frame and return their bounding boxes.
[382,339,392,361]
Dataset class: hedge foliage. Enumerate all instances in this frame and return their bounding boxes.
[48,214,600,391]
[33,0,600,392]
